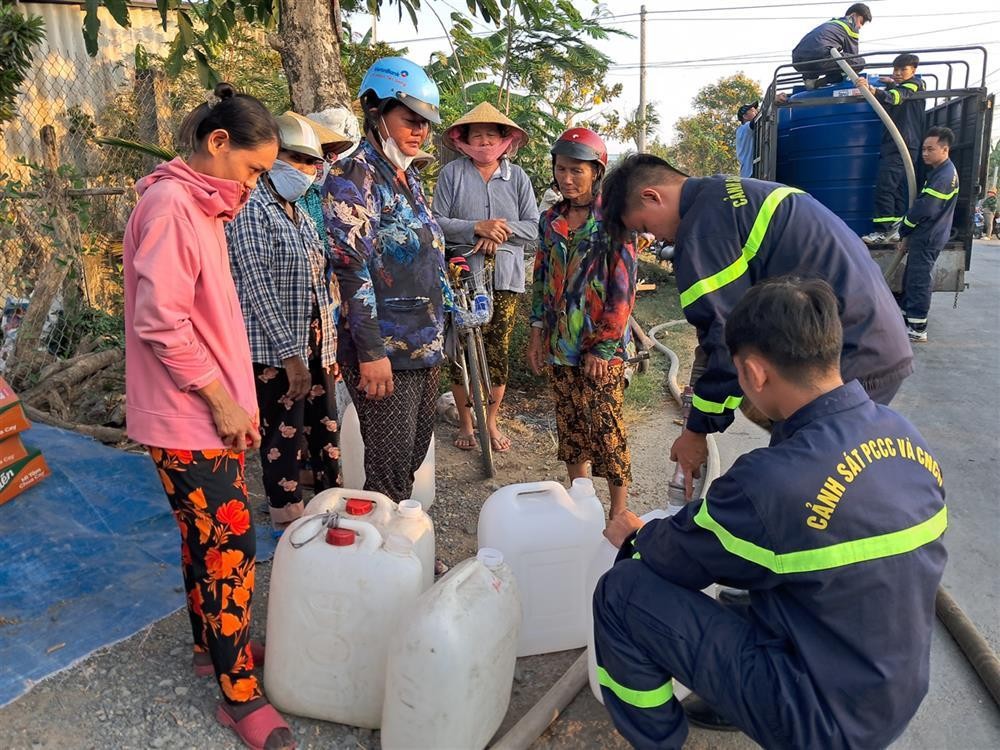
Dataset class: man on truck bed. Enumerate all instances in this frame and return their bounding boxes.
[593,277,947,750]
[898,126,959,343]
[792,3,872,89]
[859,54,928,245]
[600,154,913,499]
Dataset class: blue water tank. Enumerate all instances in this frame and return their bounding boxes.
[776,80,883,235]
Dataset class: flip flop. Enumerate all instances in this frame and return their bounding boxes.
[194,640,265,678]
[216,702,295,750]
[453,432,476,451]
[490,433,512,453]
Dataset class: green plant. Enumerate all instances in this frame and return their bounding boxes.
[0,5,45,126]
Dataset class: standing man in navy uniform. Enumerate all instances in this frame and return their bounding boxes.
[859,53,928,244]
[792,4,872,89]
[600,154,912,498]
[593,278,947,750]
[898,126,959,342]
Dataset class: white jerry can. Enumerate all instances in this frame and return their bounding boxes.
[264,515,422,728]
[477,478,605,656]
[380,548,521,750]
[304,490,435,592]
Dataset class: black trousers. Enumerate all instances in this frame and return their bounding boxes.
[901,235,945,329]
[873,148,918,227]
[341,364,438,502]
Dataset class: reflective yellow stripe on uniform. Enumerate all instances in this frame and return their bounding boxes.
[903,217,917,228]
[887,89,901,105]
[921,186,958,200]
[830,18,860,39]
[680,186,804,308]
[596,667,674,709]
[873,216,902,223]
[693,502,947,574]
[901,81,920,91]
[692,393,743,414]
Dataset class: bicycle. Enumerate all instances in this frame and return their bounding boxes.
[447,244,499,478]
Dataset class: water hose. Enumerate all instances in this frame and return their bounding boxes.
[829,48,914,280]
[489,319,722,749]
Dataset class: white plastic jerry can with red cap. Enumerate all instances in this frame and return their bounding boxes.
[305,489,436,591]
[337,382,436,509]
[264,515,422,728]
[477,478,606,657]
[380,548,521,750]
[304,487,396,533]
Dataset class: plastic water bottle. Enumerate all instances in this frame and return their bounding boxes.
[667,463,687,516]
[473,288,490,318]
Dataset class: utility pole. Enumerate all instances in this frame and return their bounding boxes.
[372,11,378,43]
[638,4,647,153]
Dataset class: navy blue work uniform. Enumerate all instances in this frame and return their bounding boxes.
[673,176,913,436]
[792,16,865,84]
[593,381,947,749]
[872,77,928,227]
[899,159,958,331]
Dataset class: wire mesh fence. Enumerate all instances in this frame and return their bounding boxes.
[1,57,189,431]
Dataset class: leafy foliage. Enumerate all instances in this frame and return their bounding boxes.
[666,73,762,176]
[0,5,45,126]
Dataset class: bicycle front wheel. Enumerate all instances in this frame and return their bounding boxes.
[465,329,495,478]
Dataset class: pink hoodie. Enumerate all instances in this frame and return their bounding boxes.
[123,158,257,450]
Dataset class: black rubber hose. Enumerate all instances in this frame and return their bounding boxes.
[935,586,1000,707]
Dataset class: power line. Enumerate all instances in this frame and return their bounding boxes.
[605,1,889,21]
[613,10,1000,24]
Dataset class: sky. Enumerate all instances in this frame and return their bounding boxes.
[358,0,1000,151]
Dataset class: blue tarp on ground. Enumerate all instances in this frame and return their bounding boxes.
[0,423,275,707]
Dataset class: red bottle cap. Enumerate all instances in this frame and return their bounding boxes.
[326,527,355,546]
[345,498,374,515]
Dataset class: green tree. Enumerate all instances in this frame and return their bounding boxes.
[77,0,584,114]
[668,73,761,176]
[0,5,45,127]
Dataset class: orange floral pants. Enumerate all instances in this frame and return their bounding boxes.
[151,447,261,705]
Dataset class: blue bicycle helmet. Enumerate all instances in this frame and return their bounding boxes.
[358,57,441,124]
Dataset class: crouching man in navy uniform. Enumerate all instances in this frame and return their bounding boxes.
[593,278,947,750]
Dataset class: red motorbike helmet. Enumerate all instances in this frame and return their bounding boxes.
[550,128,608,196]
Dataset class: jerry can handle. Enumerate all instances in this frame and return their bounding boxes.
[510,480,565,502]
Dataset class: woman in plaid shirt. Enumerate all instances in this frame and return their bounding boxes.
[227,112,341,530]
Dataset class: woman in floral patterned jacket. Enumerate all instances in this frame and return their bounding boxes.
[528,128,639,519]
[323,57,450,502]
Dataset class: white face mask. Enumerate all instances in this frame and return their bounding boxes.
[380,116,415,171]
[269,159,315,202]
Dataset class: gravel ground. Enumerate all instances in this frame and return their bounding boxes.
[0,369,757,749]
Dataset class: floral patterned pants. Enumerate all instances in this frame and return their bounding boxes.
[253,320,340,526]
[151,447,261,705]
[549,363,632,486]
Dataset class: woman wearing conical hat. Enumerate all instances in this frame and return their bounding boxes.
[434,101,539,454]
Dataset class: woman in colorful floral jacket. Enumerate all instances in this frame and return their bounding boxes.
[323,57,450,502]
[528,128,638,519]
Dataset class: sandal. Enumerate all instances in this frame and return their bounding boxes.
[216,702,295,750]
[453,431,476,451]
[194,640,265,677]
[490,433,512,453]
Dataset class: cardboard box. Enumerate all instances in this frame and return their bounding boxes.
[0,376,31,439]
[0,448,50,506]
[0,434,29,470]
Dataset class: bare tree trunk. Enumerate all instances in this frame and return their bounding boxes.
[274,0,352,112]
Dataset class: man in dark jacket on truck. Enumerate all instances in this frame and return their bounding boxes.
[593,277,946,750]
[860,53,928,243]
[792,3,872,89]
[601,154,913,499]
[898,126,959,342]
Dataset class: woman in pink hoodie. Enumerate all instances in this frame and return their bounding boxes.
[123,82,295,750]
